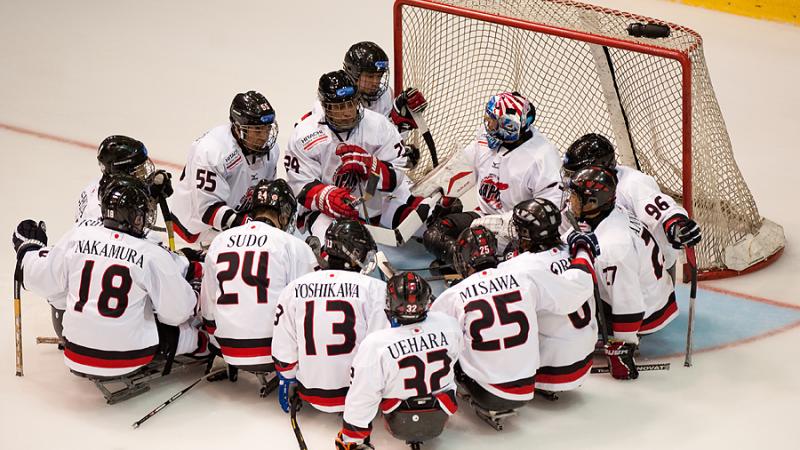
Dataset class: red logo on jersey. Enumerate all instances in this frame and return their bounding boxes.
[478,175,508,210]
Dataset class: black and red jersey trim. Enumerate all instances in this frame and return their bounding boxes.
[435,389,458,415]
[341,420,372,440]
[215,336,272,358]
[202,318,217,335]
[64,339,158,369]
[298,383,349,408]
[201,201,228,226]
[611,311,645,334]
[298,181,325,210]
[172,217,199,244]
[490,375,536,396]
[536,353,593,385]
[391,195,425,228]
[377,161,397,192]
[641,292,678,332]
[273,357,297,373]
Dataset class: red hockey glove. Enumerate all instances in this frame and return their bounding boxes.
[334,144,377,183]
[604,339,639,380]
[315,185,359,220]
[390,87,428,132]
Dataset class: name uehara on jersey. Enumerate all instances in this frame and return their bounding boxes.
[387,331,451,360]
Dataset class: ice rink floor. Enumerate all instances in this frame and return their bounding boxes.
[1,1,799,448]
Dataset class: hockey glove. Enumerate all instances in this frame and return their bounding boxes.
[390,87,428,132]
[12,219,48,258]
[604,339,639,380]
[402,143,421,168]
[277,371,298,413]
[315,185,359,220]
[148,170,173,199]
[179,247,206,263]
[425,196,463,227]
[665,215,702,249]
[567,230,601,262]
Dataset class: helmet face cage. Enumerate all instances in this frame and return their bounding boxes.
[512,199,562,253]
[101,185,154,238]
[484,93,530,150]
[322,97,363,132]
[234,122,278,155]
[343,41,390,102]
[230,91,278,154]
[453,226,498,277]
[97,135,153,179]
[567,166,617,219]
[386,272,432,325]
[252,179,297,233]
[319,71,363,132]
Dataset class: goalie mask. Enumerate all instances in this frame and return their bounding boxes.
[97,135,154,181]
[101,178,154,238]
[251,178,297,232]
[230,90,278,155]
[484,92,535,150]
[343,41,390,103]
[324,219,377,273]
[319,70,363,132]
[512,198,562,253]
[386,272,432,326]
[452,225,499,278]
[562,133,617,181]
[567,166,618,220]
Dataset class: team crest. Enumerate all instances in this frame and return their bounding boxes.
[478,174,508,210]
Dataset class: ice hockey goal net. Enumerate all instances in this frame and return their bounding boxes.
[394,0,784,280]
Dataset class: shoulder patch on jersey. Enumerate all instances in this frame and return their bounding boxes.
[301,129,329,152]
[224,150,243,171]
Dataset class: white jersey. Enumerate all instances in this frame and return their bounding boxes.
[591,206,678,344]
[431,259,593,401]
[200,221,317,368]
[461,126,562,215]
[171,124,280,243]
[272,270,389,412]
[615,165,687,270]
[499,247,597,392]
[75,176,103,223]
[286,108,410,228]
[341,312,462,437]
[21,225,197,377]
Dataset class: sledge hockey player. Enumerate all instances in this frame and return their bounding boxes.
[75,134,174,235]
[286,70,454,241]
[422,91,562,266]
[562,133,702,278]
[336,273,462,450]
[500,198,597,394]
[272,219,389,414]
[171,90,280,245]
[565,166,679,380]
[199,179,317,392]
[431,225,596,429]
[14,180,204,383]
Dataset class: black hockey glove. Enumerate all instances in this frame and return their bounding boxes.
[179,247,206,263]
[423,212,479,261]
[402,143,421,168]
[567,230,601,262]
[12,220,48,258]
[390,87,428,133]
[148,170,173,199]
[665,215,701,249]
[425,196,464,227]
[604,339,639,380]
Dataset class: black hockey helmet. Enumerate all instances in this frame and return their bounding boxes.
[562,133,617,180]
[512,198,562,253]
[324,219,377,273]
[318,70,363,132]
[386,272,432,326]
[452,225,499,278]
[251,178,297,232]
[567,165,618,220]
[97,135,154,180]
[343,41,390,102]
[101,177,154,238]
[230,90,278,154]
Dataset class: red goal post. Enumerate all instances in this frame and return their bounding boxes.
[393,0,785,280]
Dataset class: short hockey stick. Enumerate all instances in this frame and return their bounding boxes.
[409,108,438,167]
[36,336,62,345]
[131,368,225,429]
[13,261,23,376]
[159,199,176,252]
[684,247,698,367]
[591,362,670,374]
[290,393,308,450]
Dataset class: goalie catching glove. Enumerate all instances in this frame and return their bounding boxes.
[298,182,359,220]
[390,87,428,133]
[664,214,701,249]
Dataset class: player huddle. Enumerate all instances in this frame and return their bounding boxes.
[11,40,702,449]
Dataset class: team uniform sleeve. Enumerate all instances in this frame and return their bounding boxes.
[199,246,218,335]
[145,249,197,326]
[342,341,386,439]
[272,283,299,378]
[186,141,240,231]
[528,267,594,315]
[623,171,688,236]
[20,235,72,300]
[286,130,324,196]
[523,135,563,206]
[596,245,646,344]
[363,279,390,333]
[290,239,319,278]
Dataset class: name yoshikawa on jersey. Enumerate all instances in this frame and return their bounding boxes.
[272,270,389,412]
[200,221,317,368]
[463,126,562,215]
[171,124,279,242]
